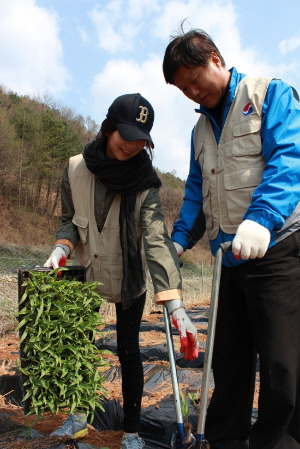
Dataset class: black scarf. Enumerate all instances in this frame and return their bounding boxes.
[83,139,162,309]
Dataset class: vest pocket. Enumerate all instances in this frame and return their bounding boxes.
[232,119,262,156]
[72,214,89,244]
[110,263,123,275]
[224,167,262,224]
[202,178,213,231]
[107,263,123,304]
[97,252,123,303]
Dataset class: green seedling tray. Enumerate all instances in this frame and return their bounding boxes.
[17,266,86,414]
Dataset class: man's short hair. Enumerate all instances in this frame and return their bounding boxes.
[163,29,225,85]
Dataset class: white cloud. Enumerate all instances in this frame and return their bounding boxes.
[153,0,298,86]
[279,34,300,55]
[88,0,163,55]
[77,24,89,44]
[89,0,300,178]
[0,0,70,97]
[152,0,269,75]
[1,0,299,179]
[152,0,237,41]
[127,0,160,19]
[89,2,143,53]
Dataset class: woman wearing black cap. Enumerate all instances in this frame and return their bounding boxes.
[44,93,198,449]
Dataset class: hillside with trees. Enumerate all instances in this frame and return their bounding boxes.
[0,85,210,264]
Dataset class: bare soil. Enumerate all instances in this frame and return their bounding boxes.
[0,309,182,449]
[0,303,260,449]
[0,263,259,449]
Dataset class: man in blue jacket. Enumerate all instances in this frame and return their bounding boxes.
[163,29,300,449]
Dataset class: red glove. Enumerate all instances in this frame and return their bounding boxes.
[44,247,67,275]
[171,308,199,361]
[166,299,198,361]
[173,242,184,258]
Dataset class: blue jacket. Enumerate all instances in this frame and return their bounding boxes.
[172,67,300,266]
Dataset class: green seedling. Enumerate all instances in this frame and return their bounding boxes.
[181,392,193,443]
[16,267,111,423]
[188,392,200,411]
[23,415,44,437]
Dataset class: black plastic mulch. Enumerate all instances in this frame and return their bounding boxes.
[0,307,258,449]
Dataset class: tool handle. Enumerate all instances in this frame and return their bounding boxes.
[163,306,185,443]
[219,241,232,254]
[196,241,232,439]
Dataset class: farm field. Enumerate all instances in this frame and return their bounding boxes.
[0,271,259,449]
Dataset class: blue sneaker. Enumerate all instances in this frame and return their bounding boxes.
[50,413,88,439]
[121,433,145,449]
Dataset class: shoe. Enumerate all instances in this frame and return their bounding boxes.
[50,413,88,439]
[121,433,145,449]
[210,439,249,449]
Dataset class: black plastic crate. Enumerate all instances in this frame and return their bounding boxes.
[17,265,86,414]
[18,266,86,300]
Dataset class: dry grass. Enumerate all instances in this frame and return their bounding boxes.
[0,264,213,327]
[0,275,19,336]
[0,360,15,376]
[99,274,213,320]
[0,391,19,408]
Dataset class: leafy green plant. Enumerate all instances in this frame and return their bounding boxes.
[181,392,193,443]
[16,268,110,422]
[181,391,189,420]
[188,392,200,411]
[23,415,44,437]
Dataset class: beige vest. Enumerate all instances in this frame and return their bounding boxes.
[193,75,272,239]
[68,154,149,303]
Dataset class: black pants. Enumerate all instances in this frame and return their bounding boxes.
[115,292,146,433]
[205,230,300,449]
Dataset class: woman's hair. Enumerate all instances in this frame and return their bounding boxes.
[96,118,153,158]
[163,28,226,85]
[96,117,117,147]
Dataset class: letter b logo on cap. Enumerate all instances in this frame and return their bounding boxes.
[136,106,149,124]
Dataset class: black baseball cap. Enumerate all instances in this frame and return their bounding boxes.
[106,93,154,147]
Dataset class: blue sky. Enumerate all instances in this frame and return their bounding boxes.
[1,0,300,179]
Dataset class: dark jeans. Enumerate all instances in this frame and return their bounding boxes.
[115,292,146,433]
[205,229,300,449]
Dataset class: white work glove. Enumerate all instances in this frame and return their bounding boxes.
[166,299,199,361]
[232,219,271,260]
[44,246,67,269]
[173,242,184,258]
